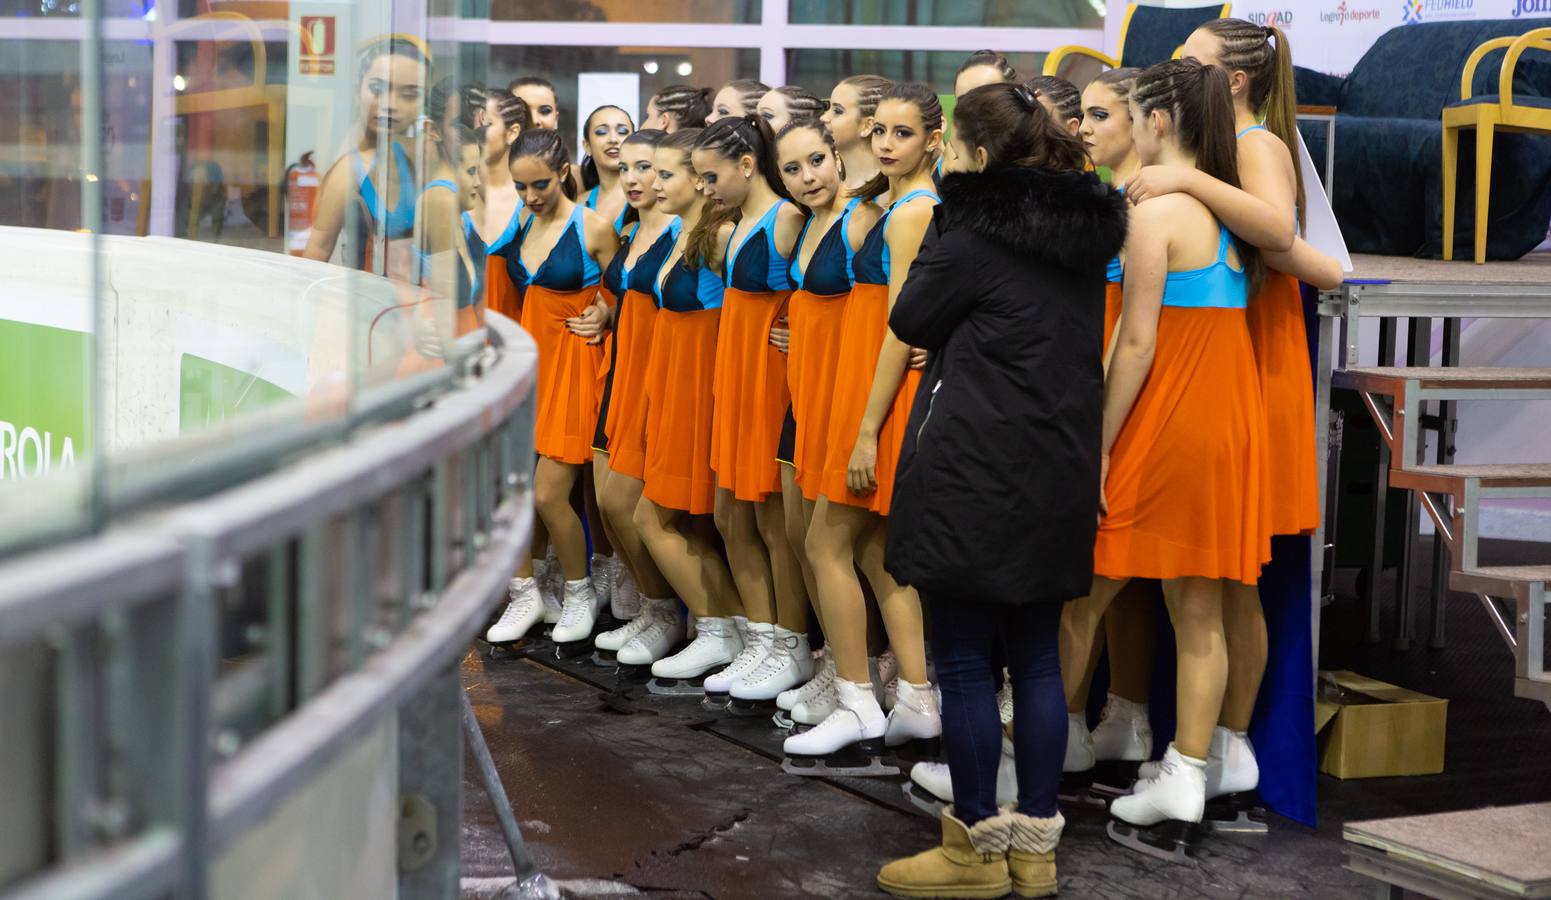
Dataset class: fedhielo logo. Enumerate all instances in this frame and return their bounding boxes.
[1322,2,1383,23]
[1401,0,1476,22]
[1513,0,1551,16]
[1247,9,1295,26]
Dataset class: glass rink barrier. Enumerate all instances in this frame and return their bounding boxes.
[0,0,550,894]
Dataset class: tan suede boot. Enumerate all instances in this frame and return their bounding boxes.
[877,806,1013,899]
[1006,809,1064,897]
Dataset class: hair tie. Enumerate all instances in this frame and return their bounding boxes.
[1013,84,1038,110]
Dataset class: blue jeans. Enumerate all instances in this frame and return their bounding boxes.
[928,597,1066,825]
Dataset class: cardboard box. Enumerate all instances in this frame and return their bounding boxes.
[1315,670,1448,779]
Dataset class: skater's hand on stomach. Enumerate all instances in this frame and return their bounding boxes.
[769,317,791,354]
[567,301,610,344]
[848,434,878,495]
[907,346,928,370]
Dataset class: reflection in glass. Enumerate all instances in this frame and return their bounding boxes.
[787,49,1048,99]
[490,0,759,23]
[791,0,1101,28]
[490,45,759,152]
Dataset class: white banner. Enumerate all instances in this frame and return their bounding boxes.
[1229,0,1551,75]
[1117,1,1551,77]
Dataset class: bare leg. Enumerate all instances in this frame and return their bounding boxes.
[599,469,674,599]
[714,488,771,622]
[1060,576,1128,712]
[533,457,587,579]
[1218,581,1267,732]
[759,488,809,633]
[805,497,875,683]
[588,453,620,559]
[1104,581,1159,704]
[781,468,822,632]
[854,517,928,685]
[634,498,741,619]
[1160,577,1229,761]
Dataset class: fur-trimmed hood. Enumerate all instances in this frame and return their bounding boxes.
[939,165,1128,272]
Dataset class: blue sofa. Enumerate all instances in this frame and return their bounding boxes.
[1296,20,1551,260]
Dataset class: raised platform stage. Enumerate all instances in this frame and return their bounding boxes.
[1318,253,1551,900]
[1345,803,1551,899]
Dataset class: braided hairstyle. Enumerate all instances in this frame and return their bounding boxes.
[580,104,635,190]
[1133,59,1264,295]
[661,128,738,270]
[486,87,532,134]
[718,79,771,117]
[1092,66,1143,105]
[1026,75,1082,127]
[693,114,795,205]
[508,128,578,201]
[852,82,943,201]
[1197,17,1304,229]
[771,85,825,123]
[613,128,668,227]
[650,84,712,130]
[429,78,485,131]
[955,83,1088,173]
[838,74,892,120]
[958,49,1019,83]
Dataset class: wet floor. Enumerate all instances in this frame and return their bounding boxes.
[459,643,1371,900]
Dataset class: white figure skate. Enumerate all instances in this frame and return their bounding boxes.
[902,734,1018,819]
[782,678,897,777]
[884,680,943,760]
[647,615,741,696]
[1107,743,1208,864]
[775,646,832,729]
[731,626,813,715]
[1089,694,1153,797]
[702,619,770,712]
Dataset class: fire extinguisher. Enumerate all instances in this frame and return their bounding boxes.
[286,151,320,256]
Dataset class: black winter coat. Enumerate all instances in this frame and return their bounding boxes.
[884,165,1128,605]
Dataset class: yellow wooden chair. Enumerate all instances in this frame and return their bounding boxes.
[1043,2,1231,77]
[1442,27,1551,264]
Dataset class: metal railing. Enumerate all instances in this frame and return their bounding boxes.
[0,312,540,899]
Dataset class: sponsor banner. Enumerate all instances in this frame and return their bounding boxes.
[1190,1,1549,76]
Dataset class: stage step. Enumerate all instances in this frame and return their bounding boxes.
[1449,567,1551,707]
[1345,803,1551,899]
[1389,464,1551,570]
[1334,366,1551,464]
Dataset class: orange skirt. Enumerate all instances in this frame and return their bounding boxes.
[788,288,851,500]
[642,308,721,515]
[1104,281,1123,352]
[1094,306,1272,585]
[521,283,604,465]
[605,290,659,480]
[1248,270,1319,536]
[817,283,919,516]
[486,255,522,322]
[710,286,791,501]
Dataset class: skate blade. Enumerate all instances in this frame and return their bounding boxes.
[1205,806,1269,836]
[614,663,652,682]
[781,757,900,778]
[772,710,795,730]
[590,651,619,668]
[700,694,732,712]
[552,639,596,660]
[1058,771,1108,810]
[1091,760,1142,797]
[901,783,948,819]
[884,736,942,763]
[646,678,705,697]
[725,698,776,718]
[1105,819,1201,865]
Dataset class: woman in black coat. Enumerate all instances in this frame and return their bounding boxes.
[877,83,1127,898]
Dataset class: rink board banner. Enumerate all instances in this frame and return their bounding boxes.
[1179,1,1551,76]
[0,319,91,482]
[179,352,295,433]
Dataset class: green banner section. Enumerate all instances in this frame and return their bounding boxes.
[0,319,91,482]
[179,353,295,433]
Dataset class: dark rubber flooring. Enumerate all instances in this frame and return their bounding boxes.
[461,537,1550,899]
